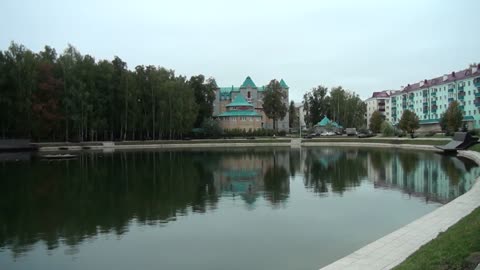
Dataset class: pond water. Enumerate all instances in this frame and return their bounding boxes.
[0,147,478,270]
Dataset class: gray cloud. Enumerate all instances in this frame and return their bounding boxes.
[1,0,479,102]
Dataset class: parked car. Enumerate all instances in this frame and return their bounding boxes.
[320,131,335,136]
[357,131,375,138]
[346,128,357,136]
[304,132,318,139]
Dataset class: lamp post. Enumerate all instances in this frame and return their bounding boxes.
[299,110,302,138]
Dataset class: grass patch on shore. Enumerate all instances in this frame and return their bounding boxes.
[114,138,291,145]
[394,207,480,270]
[468,144,480,153]
[302,138,448,146]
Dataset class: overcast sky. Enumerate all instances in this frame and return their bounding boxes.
[1,0,479,102]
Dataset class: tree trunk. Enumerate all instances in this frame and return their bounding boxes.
[124,75,128,141]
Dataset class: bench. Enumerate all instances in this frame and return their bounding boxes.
[435,132,478,153]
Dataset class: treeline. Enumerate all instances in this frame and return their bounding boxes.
[0,42,217,141]
[303,85,366,128]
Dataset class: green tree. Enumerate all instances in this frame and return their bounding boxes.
[439,101,463,134]
[398,110,420,136]
[303,85,329,127]
[288,100,297,129]
[263,79,288,131]
[369,110,384,133]
[302,85,365,129]
[31,61,63,140]
[381,121,395,137]
[200,118,222,137]
[0,42,209,141]
[189,75,216,128]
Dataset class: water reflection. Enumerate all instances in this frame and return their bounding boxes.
[0,147,478,258]
[303,148,368,194]
[366,150,477,203]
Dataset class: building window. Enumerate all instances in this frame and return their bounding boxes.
[468,81,471,86]
[247,91,251,98]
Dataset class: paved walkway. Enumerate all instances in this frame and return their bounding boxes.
[319,150,480,270]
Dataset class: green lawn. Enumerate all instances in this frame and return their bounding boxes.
[394,207,480,270]
[468,144,480,153]
[114,138,291,145]
[302,138,448,146]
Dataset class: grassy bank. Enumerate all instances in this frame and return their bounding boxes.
[302,138,449,146]
[34,138,292,148]
[114,138,291,145]
[394,207,480,270]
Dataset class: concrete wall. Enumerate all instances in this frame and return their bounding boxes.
[219,116,262,130]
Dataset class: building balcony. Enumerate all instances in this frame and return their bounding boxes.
[474,77,480,87]
[475,91,480,98]
[423,102,428,106]
[459,105,464,110]
[409,95,414,100]
[431,100,437,105]
[458,95,465,101]
[475,100,480,107]
[448,88,455,93]
[431,92,436,97]
[448,97,454,102]
[379,108,386,112]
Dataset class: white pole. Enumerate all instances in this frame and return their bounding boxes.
[299,111,302,138]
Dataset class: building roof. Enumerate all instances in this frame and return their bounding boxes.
[220,86,240,95]
[314,116,344,128]
[280,79,289,89]
[367,90,401,100]
[315,116,331,127]
[372,91,390,98]
[219,77,290,95]
[226,95,253,107]
[332,121,343,128]
[398,64,480,94]
[217,110,261,117]
[240,76,257,88]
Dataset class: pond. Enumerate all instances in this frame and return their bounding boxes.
[0,147,478,270]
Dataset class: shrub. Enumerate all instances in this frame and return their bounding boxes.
[468,129,480,136]
[381,122,395,137]
[223,128,276,138]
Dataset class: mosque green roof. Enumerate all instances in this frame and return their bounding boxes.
[315,116,331,127]
[226,95,253,107]
[217,110,261,117]
[240,76,257,88]
[280,79,289,89]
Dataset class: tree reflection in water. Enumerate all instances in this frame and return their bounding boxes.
[303,148,368,194]
[0,147,478,258]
